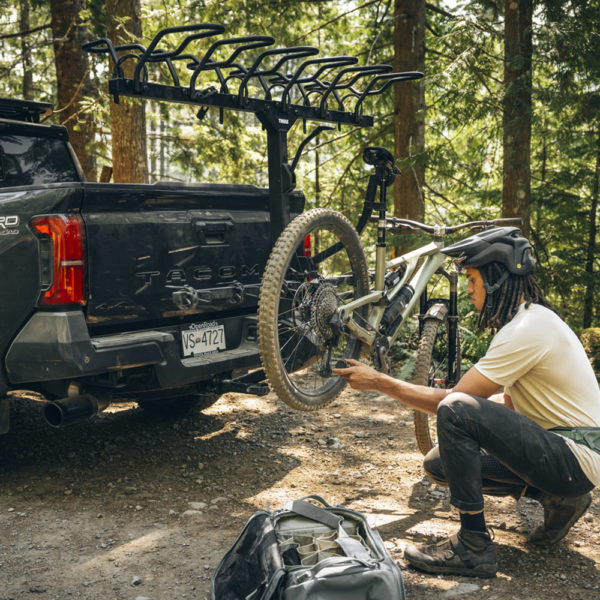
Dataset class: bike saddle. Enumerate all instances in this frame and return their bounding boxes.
[362,146,401,174]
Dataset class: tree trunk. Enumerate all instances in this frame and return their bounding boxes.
[502,0,532,236]
[583,135,599,328]
[19,0,33,99]
[393,0,425,223]
[50,0,97,181]
[106,0,148,183]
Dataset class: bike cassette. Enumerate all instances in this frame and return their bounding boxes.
[312,283,339,344]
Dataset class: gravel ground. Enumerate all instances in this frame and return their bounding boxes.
[0,388,598,599]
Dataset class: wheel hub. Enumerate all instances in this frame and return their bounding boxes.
[291,281,313,327]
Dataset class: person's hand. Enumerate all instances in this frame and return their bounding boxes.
[332,358,382,391]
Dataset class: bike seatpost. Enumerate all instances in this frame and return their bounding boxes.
[374,165,389,291]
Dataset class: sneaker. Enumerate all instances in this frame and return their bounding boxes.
[528,492,592,546]
[404,528,497,578]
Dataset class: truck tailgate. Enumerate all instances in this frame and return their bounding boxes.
[81,182,303,329]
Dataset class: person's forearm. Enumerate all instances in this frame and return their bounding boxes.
[372,371,450,415]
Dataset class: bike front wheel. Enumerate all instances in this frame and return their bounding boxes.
[412,306,461,455]
[258,208,369,410]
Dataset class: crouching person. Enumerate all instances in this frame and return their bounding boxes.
[334,227,599,578]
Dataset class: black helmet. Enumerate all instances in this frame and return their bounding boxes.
[441,227,535,275]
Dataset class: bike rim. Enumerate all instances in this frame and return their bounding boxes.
[276,223,364,399]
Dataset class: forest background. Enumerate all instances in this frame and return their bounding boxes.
[1,0,599,361]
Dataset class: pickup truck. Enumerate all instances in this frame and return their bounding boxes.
[0,23,408,434]
[0,97,303,433]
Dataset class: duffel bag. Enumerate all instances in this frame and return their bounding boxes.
[210,495,405,600]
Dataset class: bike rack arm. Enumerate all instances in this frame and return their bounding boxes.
[82,38,146,78]
[311,173,378,266]
[188,35,274,97]
[318,65,392,115]
[237,46,319,104]
[133,23,225,90]
[279,56,358,110]
[193,35,275,72]
[290,125,334,174]
[353,71,423,117]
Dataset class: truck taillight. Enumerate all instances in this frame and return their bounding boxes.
[303,234,311,257]
[30,215,87,306]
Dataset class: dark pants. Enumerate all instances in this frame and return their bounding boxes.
[424,392,594,512]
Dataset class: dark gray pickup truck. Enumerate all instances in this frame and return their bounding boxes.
[0,97,304,432]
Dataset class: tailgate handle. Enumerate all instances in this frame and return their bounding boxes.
[194,219,233,234]
[194,219,233,244]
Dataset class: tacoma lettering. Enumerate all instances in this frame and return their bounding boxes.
[136,264,261,286]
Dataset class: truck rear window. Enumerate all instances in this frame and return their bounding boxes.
[0,134,80,187]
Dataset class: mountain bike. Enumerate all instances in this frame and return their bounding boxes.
[257,146,520,454]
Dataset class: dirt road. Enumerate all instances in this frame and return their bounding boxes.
[0,389,598,599]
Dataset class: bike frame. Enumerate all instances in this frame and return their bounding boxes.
[332,190,462,387]
[337,240,446,348]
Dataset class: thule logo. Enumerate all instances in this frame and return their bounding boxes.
[278,118,289,125]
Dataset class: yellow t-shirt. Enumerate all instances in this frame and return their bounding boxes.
[474,303,600,486]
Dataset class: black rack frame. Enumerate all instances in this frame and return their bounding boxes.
[0,98,53,123]
[84,23,422,241]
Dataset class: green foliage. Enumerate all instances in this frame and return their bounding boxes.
[424,2,505,224]
[1,0,598,332]
[0,1,55,103]
[580,328,600,379]
[389,318,420,381]
[529,1,600,327]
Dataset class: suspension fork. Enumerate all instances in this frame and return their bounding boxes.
[447,269,460,386]
[418,288,428,337]
[418,267,460,386]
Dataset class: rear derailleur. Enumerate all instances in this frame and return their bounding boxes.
[371,333,391,374]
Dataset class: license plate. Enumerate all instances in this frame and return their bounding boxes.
[181,322,226,357]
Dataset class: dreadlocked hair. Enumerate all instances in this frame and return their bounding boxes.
[477,262,559,332]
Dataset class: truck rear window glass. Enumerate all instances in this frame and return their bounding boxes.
[0,134,80,187]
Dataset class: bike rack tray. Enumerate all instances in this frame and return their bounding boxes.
[85,22,422,241]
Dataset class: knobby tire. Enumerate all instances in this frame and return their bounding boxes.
[258,208,369,411]
[411,310,459,455]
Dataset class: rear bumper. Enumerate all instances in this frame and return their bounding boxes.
[5,310,261,387]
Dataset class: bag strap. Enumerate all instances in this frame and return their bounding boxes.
[307,556,372,576]
[290,499,341,528]
[283,494,331,510]
[254,567,286,600]
[289,500,372,561]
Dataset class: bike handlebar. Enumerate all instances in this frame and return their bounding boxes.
[382,216,522,236]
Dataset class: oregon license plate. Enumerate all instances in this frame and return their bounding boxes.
[181,322,226,357]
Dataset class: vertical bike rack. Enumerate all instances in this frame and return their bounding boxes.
[84,23,422,243]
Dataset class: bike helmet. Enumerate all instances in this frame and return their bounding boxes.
[441,227,535,293]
